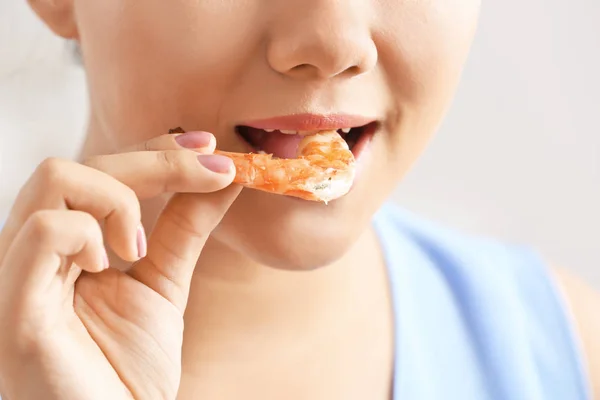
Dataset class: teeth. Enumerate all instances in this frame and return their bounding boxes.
[263,128,351,135]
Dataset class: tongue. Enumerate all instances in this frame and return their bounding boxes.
[244,128,304,159]
[260,132,304,158]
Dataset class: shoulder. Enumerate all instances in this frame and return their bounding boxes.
[373,203,593,399]
[373,203,552,279]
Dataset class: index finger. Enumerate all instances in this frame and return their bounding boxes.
[85,147,236,199]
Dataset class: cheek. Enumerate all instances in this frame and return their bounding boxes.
[378,0,480,93]
[375,0,480,171]
[75,0,261,146]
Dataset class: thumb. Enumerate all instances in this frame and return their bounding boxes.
[127,185,242,312]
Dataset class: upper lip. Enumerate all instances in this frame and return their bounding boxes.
[238,114,377,131]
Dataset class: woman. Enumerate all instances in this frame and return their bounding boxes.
[0,0,597,399]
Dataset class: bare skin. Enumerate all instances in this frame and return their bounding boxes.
[0,0,596,399]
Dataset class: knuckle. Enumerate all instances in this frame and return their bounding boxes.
[122,184,139,206]
[2,326,43,362]
[25,211,99,243]
[157,151,189,190]
[162,205,207,239]
[158,150,184,171]
[78,212,102,238]
[35,157,69,188]
[13,315,44,355]
[25,211,57,242]
[117,186,142,221]
[4,299,53,359]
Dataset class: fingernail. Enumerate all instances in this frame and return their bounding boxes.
[175,131,213,149]
[137,225,147,259]
[197,154,234,173]
[102,248,110,270]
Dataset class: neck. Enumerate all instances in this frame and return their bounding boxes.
[180,228,389,373]
[189,225,383,326]
[79,114,114,161]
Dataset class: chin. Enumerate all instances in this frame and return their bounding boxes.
[212,187,373,271]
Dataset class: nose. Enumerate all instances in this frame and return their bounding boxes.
[266,3,378,80]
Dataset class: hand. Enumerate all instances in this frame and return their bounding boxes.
[0,131,241,400]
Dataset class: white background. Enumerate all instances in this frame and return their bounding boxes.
[1,1,599,287]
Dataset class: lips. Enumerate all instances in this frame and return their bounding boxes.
[235,115,379,159]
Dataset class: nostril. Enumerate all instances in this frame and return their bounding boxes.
[285,62,363,80]
[286,63,321,79]
[292,64,312,71]
[335,64,364,78]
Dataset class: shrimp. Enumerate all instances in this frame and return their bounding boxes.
[168,127,356,203]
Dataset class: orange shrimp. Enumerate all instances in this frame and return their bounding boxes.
[168,128,356,203]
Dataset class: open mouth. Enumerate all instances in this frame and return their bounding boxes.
[235,122,378,159]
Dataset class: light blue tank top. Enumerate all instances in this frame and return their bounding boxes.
[0,204,591,399]
[373,203,590,400]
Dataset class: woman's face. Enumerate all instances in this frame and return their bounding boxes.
[37,0,480,269]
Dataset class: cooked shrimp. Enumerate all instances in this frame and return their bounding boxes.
[169,128,356,203]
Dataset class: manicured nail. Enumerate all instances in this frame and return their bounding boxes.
[174,131,213,149]
[137,225,147,259]
[197,154,234,173]
[102,248,110,270]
